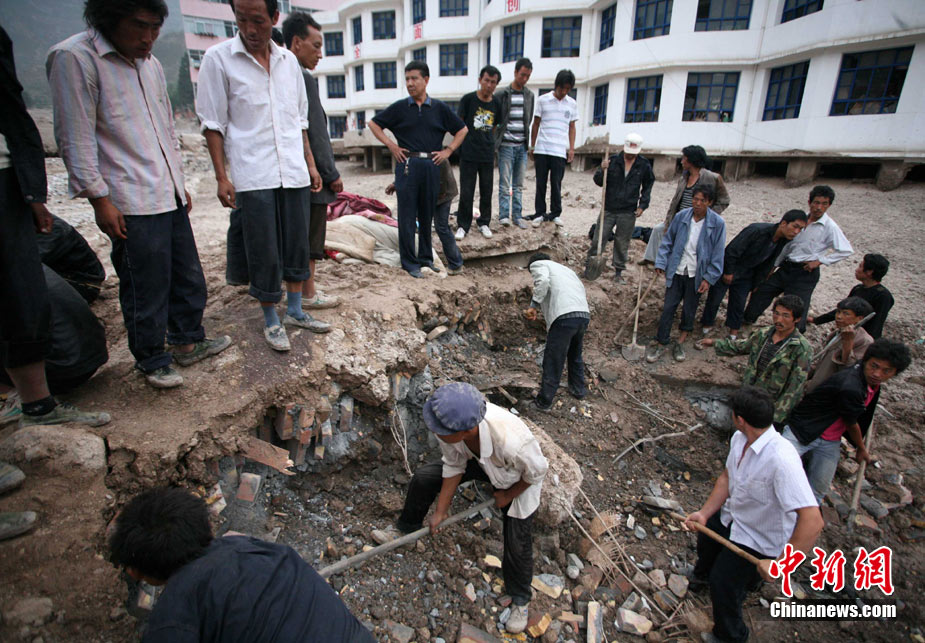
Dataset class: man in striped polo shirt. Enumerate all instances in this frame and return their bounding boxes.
[494,58,534,229]
[530,69,578,228]
[47,0,231,388]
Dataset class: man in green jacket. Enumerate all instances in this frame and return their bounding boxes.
[701,294,811,426]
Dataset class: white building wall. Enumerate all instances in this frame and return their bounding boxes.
[183,0,925,156]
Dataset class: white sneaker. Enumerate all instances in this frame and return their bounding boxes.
[455,228,466,240]
[506,604,529,634]
[264,324,291,351]
[479,225,493,238]
[553,216,564,227]
[531,217,544,228]
[499,218,511,227]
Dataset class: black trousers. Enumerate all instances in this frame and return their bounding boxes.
[395,158,438,273]
[533,154,566,220]
[457,159,493,231]
[701,277,753,330]
[656,275,701,344]
[0,168,50,369]
[111,206,207,373]
[397,459,535,605]
[539,316,589,405]
[693,513,769,643]
[744,261,819,332]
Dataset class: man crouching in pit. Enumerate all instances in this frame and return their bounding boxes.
[376,382,548,634]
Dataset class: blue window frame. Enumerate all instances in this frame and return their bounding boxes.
[593,84,609,125]
[327,75,346,99]
[502,23,524,63]
[625,75,662,122]
[486,36,491,65]
[830,47,913,116]
[352,17,362,45]
[683,72,739,121]
[762,61,809,120]
[542,17,582,58]
[600,4,616,51]
[781,0,823,23]
[412,47,427,62]
[356,111,366,131]
[374,62,397,88]
[329,116,346,139]
[695,0,751,31]
[372,11,395,39]
[412,0,426,24]
[634,0,672,40]
[355,65,365,91]
[439,43,468,76]
[324,32,344,56]
[440,0,469,17]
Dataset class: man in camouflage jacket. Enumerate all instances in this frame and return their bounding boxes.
[702,295,812,426]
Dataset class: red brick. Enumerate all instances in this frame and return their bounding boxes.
[236,472,261,502]
[274,404,302,440]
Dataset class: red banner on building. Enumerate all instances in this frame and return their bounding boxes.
[414,23,423,39]
[506,0,520,13]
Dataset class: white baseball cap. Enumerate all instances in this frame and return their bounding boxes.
[624,133,643,154]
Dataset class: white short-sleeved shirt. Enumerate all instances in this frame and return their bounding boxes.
[533,92,578,159]
[440,402,548,519]
[720,428,818,557]
[196,36,309,191]
[777,214,852,266]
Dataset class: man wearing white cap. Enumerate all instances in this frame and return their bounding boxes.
[585,133,654,283]
[375,381,548,634]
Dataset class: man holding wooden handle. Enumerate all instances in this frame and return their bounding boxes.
[685,386,822,643]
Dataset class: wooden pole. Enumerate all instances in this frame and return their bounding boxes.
[318,498,495,579]
[847,419,876,532]
[667,511,762,566]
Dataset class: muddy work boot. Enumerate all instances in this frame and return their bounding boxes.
[302,292,341,310]
[0,462,25,494]
[264,324,291,351]
[506,603,529,634]
[645,343,666,363]
[145,365,184,389]
[173,335,233,367]
[282,313,331,334]
[20,401,111,428]
[672,342,687,362]
[0,511,37,541]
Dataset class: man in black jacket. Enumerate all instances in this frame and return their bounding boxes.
[808,253,894,339]
[701,210,808,339]
[781,338,911,504]
[584,133,654,284]
[283,11,342,312]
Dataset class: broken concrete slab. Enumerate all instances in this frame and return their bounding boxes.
[621,592,642,612]
[0,425,105,474]
[586,601,604,643]
[641,495,682,512]
[383,620,414,643]
[653,589,679,612]
[522,419,583,526]
[457,621,503,643]
[483,554,502,569]
[526,611,552,637]
[854,514,882,534]
[616,607,653,636]
[859,494,889,519]
[2,597,54,626]
[578,565,604,592]
[667,573,688,598]
[647,569,666,588]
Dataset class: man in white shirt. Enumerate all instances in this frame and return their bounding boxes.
[744,185,852,332]
[197,0,327,352]
[685,386,822,643]
[530,69,577,227]
[380,382,548,635]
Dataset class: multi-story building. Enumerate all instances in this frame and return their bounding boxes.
[182,0,925,187]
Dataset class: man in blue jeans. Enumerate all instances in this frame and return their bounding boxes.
[494,58,534,229]
[782,338,911,504]
[524,253,590,410]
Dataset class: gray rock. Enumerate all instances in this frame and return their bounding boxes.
[567,565,580,580]
[3,597,54,627]
[859,494,889,519]
[641,495,682,512]
[0,426,105,473]
[567,553,585,571]
[634,526,647,540]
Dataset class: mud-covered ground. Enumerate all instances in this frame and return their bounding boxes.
[0,133,923,642]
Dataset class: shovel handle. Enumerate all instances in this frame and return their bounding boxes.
[847,419,876,531]
[615,274,659,344]
[595,143,610,257]
[669,511,762,566]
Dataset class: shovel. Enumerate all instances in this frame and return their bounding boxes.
[621,277,646,361]
[614,273,659,345]
[584,143,611,281]
[847,418,876,533]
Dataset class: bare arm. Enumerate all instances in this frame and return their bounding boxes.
[429,473,463,531]
[567,121,576,163]
[367,120,408,164]
[204,130,236,208]
[302,130,322,193]
[494,478,530,509]
[530,116,541,149]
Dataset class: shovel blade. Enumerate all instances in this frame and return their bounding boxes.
[622,342,645,361]
[584,257,607,281]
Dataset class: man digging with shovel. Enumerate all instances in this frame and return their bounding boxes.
[374,382,548,634]
[684,386,823,643]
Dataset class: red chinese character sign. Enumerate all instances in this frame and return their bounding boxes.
[414,23,423,40]
[809,547,846,593]
[854,546,894,595]
[768,543,806,598]
[506,0,519,13]
[354,45,361,59]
